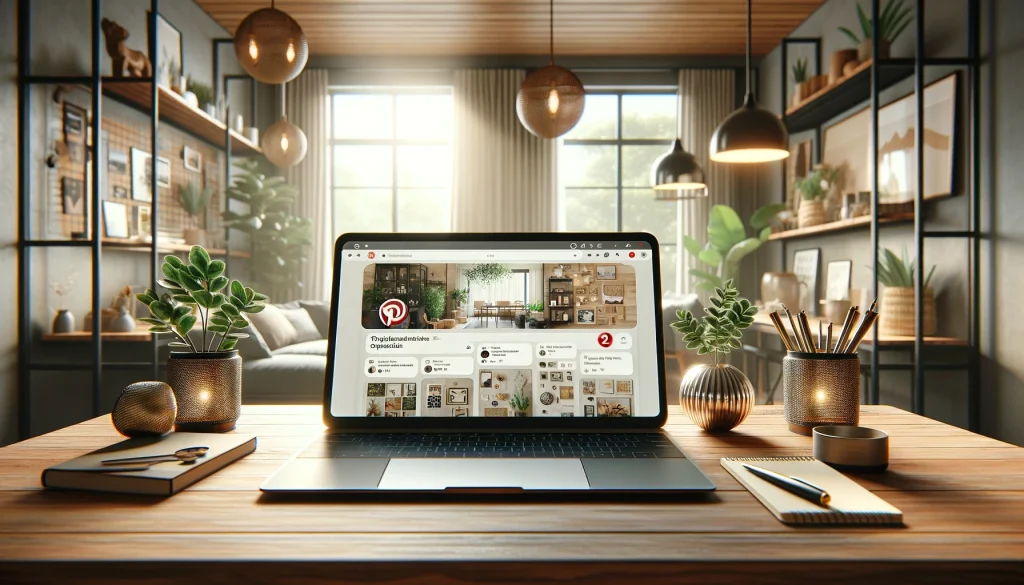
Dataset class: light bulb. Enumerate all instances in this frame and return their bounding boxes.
[248,37,259,61]
[280,133,290,152]
[286,41,296,63]
[547,88,560,116]
[815,390,826,402]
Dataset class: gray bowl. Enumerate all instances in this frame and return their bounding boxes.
[813,425,889,471]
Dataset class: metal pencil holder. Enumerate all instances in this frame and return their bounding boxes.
[783,351,860,435]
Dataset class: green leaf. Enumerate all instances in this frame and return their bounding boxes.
[207,324,229,333]
[161,264,180,282]
[838,26,861,45]
[749,203,788,231]
[221,303,241,318]
[171,305,192,324]
[723,237,763,271]
[176,272,204,292]
[707,205,746,252]
[210,315,231,327]
[225,333,250,339]
[150,301,173,321]
[252,293,269,302]
[857,3,872,38]
[244,287,256,302]
[172,294,196,304]
[139,317,166,327]
[135,292,157,305]
[165,255,185,269]
[192,291,215,308]
[209,276,229,293]
[176,315,197,335]
[242,304,265,314]
[219,338,239,351]
[230,296,246,310]
[149,325,172,333]
[189,246,211,273]
[207,259,226,281]
[697,248,722,267]
[689,269,723,289]
[233,319,250,328]
[212,293,228,307]
[231,280,246,300]
[168,341,191,348]
[187,265,205,281]
[683,235,703,258]
[759,226,773,242]
[888,11,913,42]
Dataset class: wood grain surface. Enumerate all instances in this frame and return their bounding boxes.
[1,405,1022,584]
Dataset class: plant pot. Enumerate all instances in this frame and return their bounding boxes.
[798,198,827,229]
[52,309,75,334]
[166,350,242,433]
[858,39,891,63]
[183,90,199,109]
[792,81,806,107]
[183,228,207,247]
[829,49,859,84]
[513,411,527,418]
[761,272,801,310]
[879,287,937,337]
[843,60,861,76]
[679,363,755,432]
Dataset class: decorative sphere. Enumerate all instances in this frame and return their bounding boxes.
[233,7,308,84]
[679,364,754,432]
[262,116,308,168]
[112,381,177,437]
[516,64,585,139]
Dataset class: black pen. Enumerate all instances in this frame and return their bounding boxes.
[741,463,831,507]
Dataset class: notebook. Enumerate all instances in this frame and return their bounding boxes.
[721,456,903,526]
[42,432,257,496]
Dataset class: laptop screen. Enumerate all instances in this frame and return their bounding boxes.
[326,234,665,425]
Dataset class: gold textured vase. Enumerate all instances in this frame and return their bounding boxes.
[166,351,242,433]
[679,363,755,432]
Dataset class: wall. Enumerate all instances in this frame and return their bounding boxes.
[756,0,1024,445]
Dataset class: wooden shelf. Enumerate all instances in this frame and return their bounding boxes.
[750,312,965,347]
[42,323,153,343]
[768,213,915,241]
[784,59,914,133]
[102,238,251,259]
[103,82,262,156]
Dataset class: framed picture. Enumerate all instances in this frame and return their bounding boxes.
[550,372,563,382]
[63,103,85,141]
[597,397,632,417]
[596,265,617,280]
[157,156,171,187]
[182,145,202,172]
[602,284,624,304]
[826,260,853,301]
[584,405,595,417]
[616,380,633,394]
[108,148,128,174]
[130,148,152,201]
[150,12,183,89]
[576,308,595,324]
[452,407,469,417]
[112,186,128,199]
[792,248,821,310]
[479,371,492,388]
[447,387,469,405]
[102,201,129,238]
[599,380,614,394]
[61,177,83,216]
[787,138,814,212]
[133,205,151,237]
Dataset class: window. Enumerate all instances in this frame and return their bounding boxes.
[331,89,453,234]
[559,92,680,292]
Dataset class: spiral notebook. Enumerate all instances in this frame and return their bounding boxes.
[721,457,903,526]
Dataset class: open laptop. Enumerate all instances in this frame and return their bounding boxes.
[261,232,715,494]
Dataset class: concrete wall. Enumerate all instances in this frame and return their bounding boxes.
[756,0,1024,445]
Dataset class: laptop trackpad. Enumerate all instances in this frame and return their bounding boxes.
[378,458,590,491]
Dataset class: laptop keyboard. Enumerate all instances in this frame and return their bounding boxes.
[299,433,685,459]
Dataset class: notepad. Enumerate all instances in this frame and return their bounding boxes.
[721,456,903,526]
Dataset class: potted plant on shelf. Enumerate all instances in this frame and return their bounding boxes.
[875,247,937,336]
[509,392,531,417]
[671,279,757,432]
[682,203,787,295]
[791,58,809,107]
[186,75,215,114]
[839,0,913,62]
[177,181,212,246]
[136,246,267,432]
[795,165,840,229]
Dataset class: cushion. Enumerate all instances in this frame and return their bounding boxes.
[246,304,298,351]
[242,354,326,404]
[298,300,332,338]
[278,307,323,344]
[185,320,272,360]
[272,339,328,356]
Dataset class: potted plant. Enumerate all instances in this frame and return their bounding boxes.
[875,247,937,336]
[422,285,447,326]
[671,279,757,432]
[792,58,809,107]
[362,287,386,328]
[794,165,840,228]
[527,300,545,320]
[509,392,531,417]
[177,181,212,246]
[136,246,267,432]
[839,0,913,62]
[450,287,469,321]
[185,75,215,113]
[682,203,787,295]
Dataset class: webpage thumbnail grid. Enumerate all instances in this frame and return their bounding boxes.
[332,259,660,418]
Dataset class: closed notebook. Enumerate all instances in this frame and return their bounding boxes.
[42,432,257,496]
[721,456,903,526]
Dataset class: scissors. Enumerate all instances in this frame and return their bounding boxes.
[101,446,210,466]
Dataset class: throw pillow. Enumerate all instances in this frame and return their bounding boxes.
[298,300,332,338]
[247,304,298,351]
[279,307,323,343]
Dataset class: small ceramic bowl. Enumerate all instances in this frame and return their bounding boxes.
[813,425,889,471]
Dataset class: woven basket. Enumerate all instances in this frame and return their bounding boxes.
[879,287,937,337]
[798,198,826,228]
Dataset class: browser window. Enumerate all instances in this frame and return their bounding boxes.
[330,239,660,419]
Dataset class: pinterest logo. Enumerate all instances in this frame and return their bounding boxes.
[379,299,408,328]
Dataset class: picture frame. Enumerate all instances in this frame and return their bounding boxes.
[182,145,202,172]
[447,387,469,405]
[596,265,617,280]
[112,186,128,199]
[130,148,152,201]
[133,205,151,237]
[792,248,821,310]
[102,201,129,238]
[787,138,814,212]
[61,177,83,216]
[108,148,128,174]
[63,102,85,141]
[451,407,469,417]
[576,308,595,325]
[479,371,492,388]
[602,284,624,304]
[826,260,853,301]
[150,12,183,90]
[550,372,563,382]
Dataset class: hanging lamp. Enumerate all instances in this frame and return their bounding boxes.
[652,138,707,200]
[263,84,307,168]
[709,0,789,163]
[233,0,309,85]
[516,0,585,139]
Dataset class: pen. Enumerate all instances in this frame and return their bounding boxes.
[782,305,806,352]
[769,311,797,352]
[742,463,831,507]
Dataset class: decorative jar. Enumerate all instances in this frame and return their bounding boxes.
[166,350,242,432]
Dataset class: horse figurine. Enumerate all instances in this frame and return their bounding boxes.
[101,18,152,78]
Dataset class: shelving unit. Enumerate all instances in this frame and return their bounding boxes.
[103,238,251,258]
[548,278,574,325]
[768,213,914,241]
[784,59,914,133]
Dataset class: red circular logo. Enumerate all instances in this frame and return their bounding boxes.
[628,251,636,258]
[367,251,376,260]
[597,332,613,348]
[379,299,409,328]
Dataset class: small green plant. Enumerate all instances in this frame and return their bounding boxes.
[186,76,215,110]
[795,166,841,200]
[527,300,544,313]
[177,181,212,228]
[450,288,469,307]
[875,246,936,288]
[509,392,531,413]
[136,246,268,353]
[683,204,787,293]
[671,279,757,364]
[792,58,809,83]
[839,0,913,45]
[463,263,512,285]
[422,285,447,320]
[363,287,386,310]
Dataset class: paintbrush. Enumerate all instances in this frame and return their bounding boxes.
[845,309,880,354]
[769,311,797,352]
[833,306,858,354]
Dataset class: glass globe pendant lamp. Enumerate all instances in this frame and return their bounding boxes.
[233,0,309,84]
[516,0,585,138]
[263,84,307,168]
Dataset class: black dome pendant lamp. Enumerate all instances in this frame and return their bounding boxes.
[651,138,707,200]
[709,0,789,163]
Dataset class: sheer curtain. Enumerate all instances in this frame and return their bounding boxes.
[286,68,332,301]
[451,69,556,232]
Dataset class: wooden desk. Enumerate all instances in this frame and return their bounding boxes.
[1,405,1022,583]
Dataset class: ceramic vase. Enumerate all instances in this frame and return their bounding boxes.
[829,49,859,84]
[52,309,75,334]
[167,350,242,432]
[679,363,755,432]
[879,287,937,337]
[798,198,827,228]
[858,39,891,63]
[109,307,136,333]
[761,272,801,311]
[183,228,207,247]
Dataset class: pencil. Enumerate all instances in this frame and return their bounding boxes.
[769,312,796,352]
[837,307,860,354]
[818,320,823,351]
[826,322,833,352]
[845,310,880,354]
[798,311,815,353]
[782,305,807,352]
[833,306,858,354]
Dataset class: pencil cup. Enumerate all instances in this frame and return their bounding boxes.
[783,352,860,435]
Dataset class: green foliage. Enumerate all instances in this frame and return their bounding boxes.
[177,181,212,226]
[509,392,531,413]
[839,0,913,45]
[795,166,841,201]
[464,263,512,285]
[874,246,936,289]
[363,287,386,309]
[792,58,809,83]
[671,280,757,364]
[682,204,786,292]
[422,285,447,320]
[222,159,312,291]
[527,300,545,313]
[450,288,469,307]
[136,246,268,353]
[185,76,215,109]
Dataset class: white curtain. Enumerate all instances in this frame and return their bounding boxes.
[678,69,740,294]
[451,69,556,232]
[286,69,332,301]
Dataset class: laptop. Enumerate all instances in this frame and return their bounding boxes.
[261,232,715,494]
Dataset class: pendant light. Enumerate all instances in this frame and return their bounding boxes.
[709,0,789,163]
[233,0,308,85]
[516,0,585,139]
[652,138,707,200]
[263,84,307,168]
